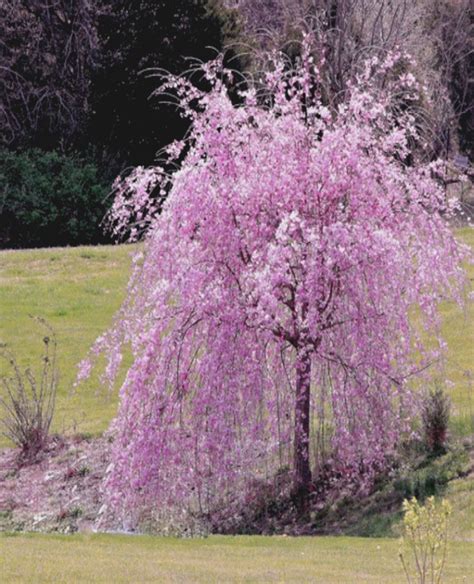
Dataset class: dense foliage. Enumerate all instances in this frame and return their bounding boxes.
[0,149,109,248]
[80,43,468,526]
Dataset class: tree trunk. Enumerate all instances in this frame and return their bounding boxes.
[294,348,312,495]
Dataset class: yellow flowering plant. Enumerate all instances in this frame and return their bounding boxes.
[399,496,451,584]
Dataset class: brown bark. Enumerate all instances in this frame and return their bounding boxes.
[293,348,312,495]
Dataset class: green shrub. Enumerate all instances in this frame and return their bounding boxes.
[0,149,111,248]
[393,448,468,500]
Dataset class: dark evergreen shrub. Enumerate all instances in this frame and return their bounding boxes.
[422,387,451,455]
[0,149,110,249]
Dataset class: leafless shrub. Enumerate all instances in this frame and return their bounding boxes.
[227,0,473,161]
[0,317,58,461]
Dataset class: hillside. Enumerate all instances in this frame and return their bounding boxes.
[0,231,473,579]
[1,230,472,443]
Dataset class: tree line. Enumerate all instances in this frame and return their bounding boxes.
[0,0,238,247]
[0,0,472,248]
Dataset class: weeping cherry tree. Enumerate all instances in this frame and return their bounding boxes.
[79,41,469,524]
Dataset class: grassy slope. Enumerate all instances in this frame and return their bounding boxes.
[1,230,472,442]
[1,533,473,583]
[446,472,474,542]
[438,228,474,436]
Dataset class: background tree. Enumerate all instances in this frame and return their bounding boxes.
[432,0,473,160]
[227,0,473,161]
[0,0,97,152]
[80,44,468,525]
[90,0,239,173]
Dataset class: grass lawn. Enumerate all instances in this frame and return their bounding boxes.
[446,473,474,542]
[437,227,474,436]
[1,532,473,583]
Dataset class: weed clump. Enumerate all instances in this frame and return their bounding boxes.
[0,317,58,461]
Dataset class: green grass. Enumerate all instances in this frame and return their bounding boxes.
[0,532,472,583]
[446,473,474,542]
[0,244,136,441]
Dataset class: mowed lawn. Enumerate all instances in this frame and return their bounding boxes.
[1,533,473,583]
[437,227,474,436]
[0,244,137,442]
[0,229,472,443]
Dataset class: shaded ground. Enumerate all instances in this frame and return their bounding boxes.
[0,434,472,541]
[212,442,473,539]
